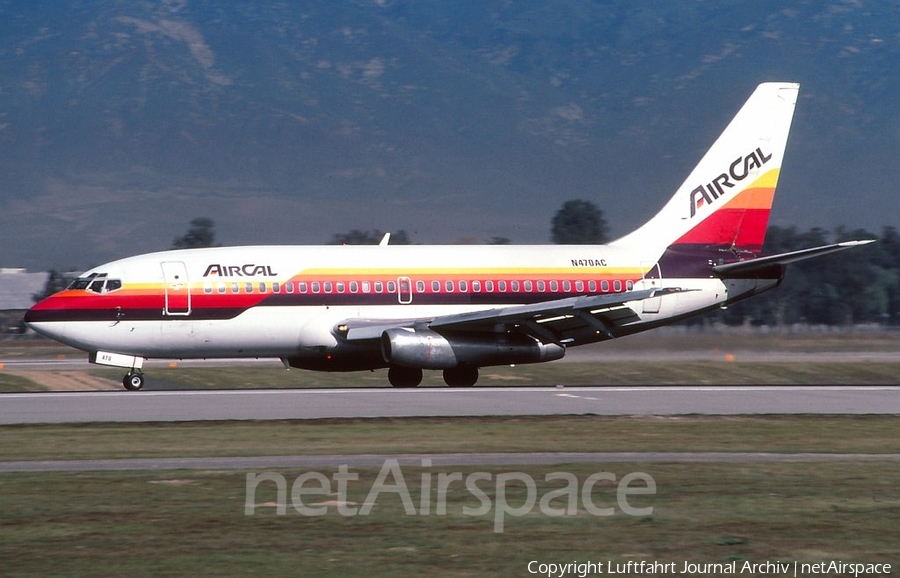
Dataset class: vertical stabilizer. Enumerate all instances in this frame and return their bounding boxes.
[612,82,799,256]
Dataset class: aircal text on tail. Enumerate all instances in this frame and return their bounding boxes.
[688,146,772,217]
[25,82,874,390]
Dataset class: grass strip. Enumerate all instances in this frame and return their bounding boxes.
[1,415,899,461]
[1,461,898,577]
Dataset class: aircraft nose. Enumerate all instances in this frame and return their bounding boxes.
[23,303,67,341]
[23,304,40,329]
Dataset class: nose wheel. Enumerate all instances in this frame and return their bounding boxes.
[123,371,145,391]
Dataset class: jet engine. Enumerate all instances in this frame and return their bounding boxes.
[380,327,565,369]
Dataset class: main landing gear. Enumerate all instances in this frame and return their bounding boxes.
[442,366,479,387]
[387,366,479,387]
[123,371,145,391]
[388,366,422,388]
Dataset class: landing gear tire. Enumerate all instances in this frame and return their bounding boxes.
[123,372,145,391]
[388,366,423,388]
[443,366,478,387]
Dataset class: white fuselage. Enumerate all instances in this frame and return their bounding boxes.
[26,244,753,366]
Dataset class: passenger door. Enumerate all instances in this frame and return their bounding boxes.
[161,261,191,316]
[640,262,662,314]
[397,276,413,304]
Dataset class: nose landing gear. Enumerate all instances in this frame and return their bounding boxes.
[90,351,146,391]
[123,371,145,391]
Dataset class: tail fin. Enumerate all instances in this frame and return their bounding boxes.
[613,82,800,256]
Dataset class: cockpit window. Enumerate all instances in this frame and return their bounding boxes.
[67,273,123,294]
[68,278,93,290]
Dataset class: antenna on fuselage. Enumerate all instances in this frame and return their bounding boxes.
[379,233,390,246]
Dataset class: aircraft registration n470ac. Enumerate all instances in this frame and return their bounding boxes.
[25,82,873,390]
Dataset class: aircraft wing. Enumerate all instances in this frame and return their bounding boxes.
[712,240,875,275]
[341,288,660,345]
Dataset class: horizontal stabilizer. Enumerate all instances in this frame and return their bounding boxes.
[712,240,875,275]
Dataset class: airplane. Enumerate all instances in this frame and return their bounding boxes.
[25,82,873,390]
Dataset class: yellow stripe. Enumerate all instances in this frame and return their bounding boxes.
[298,267,647,277]
[721,168,779,210]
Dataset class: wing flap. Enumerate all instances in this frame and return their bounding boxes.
[339,288,659,346]
[428,289,655,332]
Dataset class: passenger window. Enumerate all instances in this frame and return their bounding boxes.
[459,280,468,292]
[601,280,610,292]
[387,281,397,293]
[510,281,519,292]
[550,281,559,292]
[575,281,584,292]
[350,281,358,293]
[588,280,597,292]
[286,282,294,293]
[259,282,267,293]
[485,280,494,292]
[218,283,227,294]
[246,282,254,293]
[362,282,370,293]
[613,280,622,292]
[445,280,454,292]
[273,282,281,293]
[416,280,425,293]
[537,281,546,292]
[299,282,308,293]
[232,282,240,293]
[311,282,320,293]
[563,281,572,292]
[336,282,345,293]
[472,280,481,292]
[626,280,634,290]
[324,282,333,293]
[524,280,533,292]
[375,281,384,293]
[203,283,212,294]
[498,281,507,292]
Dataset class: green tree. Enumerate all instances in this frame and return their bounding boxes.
[551,200,609,244]
[718,225,887,327]
[329,229,411,245]
[172,218,217,249]
[871,227,900,323]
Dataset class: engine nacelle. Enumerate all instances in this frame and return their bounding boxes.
[381,328,565,370]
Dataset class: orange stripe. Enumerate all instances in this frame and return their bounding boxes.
[721,186,776,210]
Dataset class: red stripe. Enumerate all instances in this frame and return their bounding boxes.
[672,208,771,252]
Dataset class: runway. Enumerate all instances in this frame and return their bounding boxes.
[2,385,900,424]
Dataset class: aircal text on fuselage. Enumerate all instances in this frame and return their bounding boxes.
[202,264,278,277]
[689,147,772,217]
